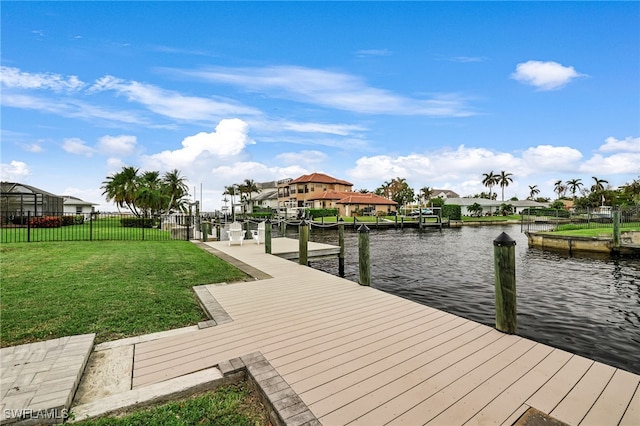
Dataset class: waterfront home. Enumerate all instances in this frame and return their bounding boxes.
[445,197,550,216]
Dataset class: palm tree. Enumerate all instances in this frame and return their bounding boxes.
[242,179,260,214]
[566,178,583,200]
[420,186,432,205]
[497,171,513,202]
[162,169,189,214]
[554,180,567,199]
[101,166,141,216]
[528,185,540,200]
[223,185,239,221]
[482,171,497,200]
[590,176,609,192]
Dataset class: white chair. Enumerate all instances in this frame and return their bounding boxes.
[251,222,266,244]
[226,222,246,246]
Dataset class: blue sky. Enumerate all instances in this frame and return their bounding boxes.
[2,1,639,211]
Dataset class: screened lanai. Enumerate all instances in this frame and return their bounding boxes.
[1,182,64,225]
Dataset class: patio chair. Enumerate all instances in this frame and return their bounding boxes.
[251,221,266,244]
[226,222,246,246]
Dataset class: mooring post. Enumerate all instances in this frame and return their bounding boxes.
[202,221,210,242]
[358,224,371,286]
[280,219,286,237]
[338,218,345,277]
[493,232,517,334]
[613,210,621,248]
[299,220,309,266]
[215,219,221,241]
[265,219,272,254]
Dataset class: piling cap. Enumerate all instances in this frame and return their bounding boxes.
[299,219,308,226]
[357,224,370,233]
[493,232,516,247]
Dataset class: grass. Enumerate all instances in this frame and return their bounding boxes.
[546,223,640,237]
[73,382,270,426]
[1,216,175,243]
[0,240,249,347]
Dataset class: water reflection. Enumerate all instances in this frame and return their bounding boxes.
[305,224,640,374]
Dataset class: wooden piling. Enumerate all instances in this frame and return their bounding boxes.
[613,210,621,248]
[358,224,371,286]
[493,232,517,334]
[280,220,286,237]
[215,220,221,241]
[299,220,309,266]
[244,221,250,240]
[338,219,345,277]
[265,219,272,254]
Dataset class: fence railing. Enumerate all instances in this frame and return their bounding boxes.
[0,212,200,243]
[521,206,640,233]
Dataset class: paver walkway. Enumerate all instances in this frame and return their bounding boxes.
[133,239,640,425]
[0,334,94,425]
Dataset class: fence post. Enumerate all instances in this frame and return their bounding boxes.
[90,212,94,241]
[493,232,517,334]
[612,210,621,248]
[299,220,309,265]
[358,224,371,286]
[265,219,272,254]
[27,211,31,243]
[338,219,345,277]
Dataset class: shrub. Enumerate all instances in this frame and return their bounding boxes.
[29,216,62,228]
[521,208,570,218]
[308,208,339,219]
[442,204,461,220]
[121,217,155,228]
[251,212,273,219]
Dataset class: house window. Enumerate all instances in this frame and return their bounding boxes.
[76,207,82,214]
[311,184,315,192]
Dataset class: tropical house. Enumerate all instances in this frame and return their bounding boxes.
[62,195,98,219]
[0,182,64,224]
[444,197,550,216]
[277,173,398,217]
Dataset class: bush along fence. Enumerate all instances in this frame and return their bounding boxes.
[0,212,201,243]
[521,206,640,233]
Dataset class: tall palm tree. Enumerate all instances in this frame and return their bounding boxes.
[420,186,432,205]
[590,176,609,192]
[566,178,583,200]
[162,169,189,214]
[497,171,513,202]
[554,180,567,199]
[101,166,141,216]
[528,185,540,200]
[223,185,239,221]
[242,178,261,214]
[482,171,497,200]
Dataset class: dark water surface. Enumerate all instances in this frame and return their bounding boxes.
[303,224,640,375]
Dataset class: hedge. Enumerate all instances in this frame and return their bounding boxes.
[307,208,339,219]
[441,204,461,220]
[120,217,156,228]
[520,208,570,218]
[28,216,62,228]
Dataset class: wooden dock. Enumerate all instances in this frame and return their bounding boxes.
[132,238,639,425]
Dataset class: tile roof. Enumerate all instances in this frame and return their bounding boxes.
[337,192,397,205]
[288,173,353,186]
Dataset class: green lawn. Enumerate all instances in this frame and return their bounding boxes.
[461,215,521,222]
[0,240,248,347]
[546,223,640,237]
[73,382,269,426]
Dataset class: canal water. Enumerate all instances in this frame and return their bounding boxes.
[302,224,640,375]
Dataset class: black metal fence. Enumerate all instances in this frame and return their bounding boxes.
[521,206,640,233]
[0,212,199,243]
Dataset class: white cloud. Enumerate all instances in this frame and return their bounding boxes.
[24,142,44,153]
[97,135,137,156]
[448,56,486,63]
[62,138,95,156]
[280,121,366,136]
[175,65,477,117]
[599,136,640,153]
[89,76,261,121]
[106,157,126,173]
[0,160,30,181]
[275,150,328,166]
[580,153,640,175]
[142,118,254,170]
[210,162,308,188]
[511,60,585,91]
[0,66,85,92]
[522,145,583,171]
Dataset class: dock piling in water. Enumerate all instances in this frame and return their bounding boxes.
[265,219,272,254]
[493,232,517,334]
[358,224,371,286]
[338,219,345,277]
[299,220,309,266]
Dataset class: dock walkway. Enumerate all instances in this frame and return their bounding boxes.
[133,238,639,425]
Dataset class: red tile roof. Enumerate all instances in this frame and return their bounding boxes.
[309,190,396,205]
[288,173,353,186]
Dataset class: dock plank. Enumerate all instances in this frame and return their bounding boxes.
[129,239,639,425]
